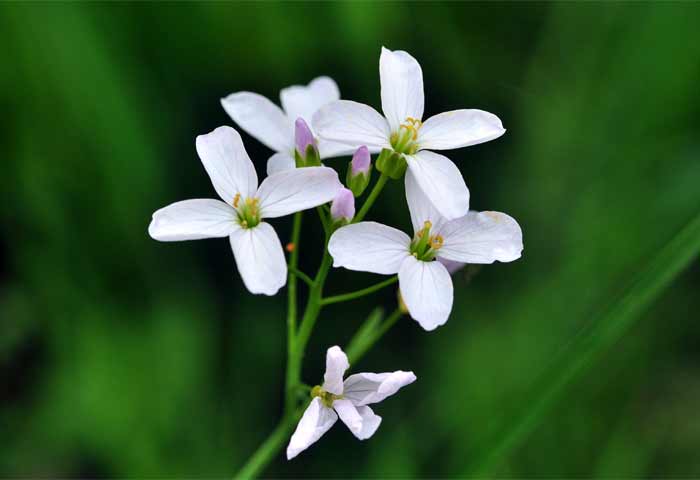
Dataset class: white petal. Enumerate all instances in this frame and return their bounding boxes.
[229,222,286,296]
[317,138,356,159]
[313,100,391,152]
[405,168,446,234]
[343,371,417,406]
[328,222,410,275]
[398,256,453,331]
[438,211,523,264]
[280,76,340,126]
[354,406,382,440]
[406,151,469,221]
[333,400,381,440]
[380,47,424,132]
[333,399,363,436]
[323,346,349,395]
[266,152,296,176]
[148,199,237,241]
[418,109,505,151]
[286,398,338,460]
[195,126,258,203]
[257,166,342,218]
[221,92,293,153]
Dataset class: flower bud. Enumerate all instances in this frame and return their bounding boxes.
[330,188,355,226]
[346,146,372,196]
[294,117,320,167]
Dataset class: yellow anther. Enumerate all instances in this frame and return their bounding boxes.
[429,235,444,249]
[233,193,241,208]
[240,220,248,228]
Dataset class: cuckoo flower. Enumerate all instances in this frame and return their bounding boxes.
[313,47,505,220]
[221,76,352,175]
[328,171,523,330]
[148,126,342,296]
[286,346,416,460]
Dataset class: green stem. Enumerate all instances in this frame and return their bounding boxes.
[321,276,398,306]
[354,172,389,223]
[233,411,300,479]
[284,212,303,415]
[288,267,313,287]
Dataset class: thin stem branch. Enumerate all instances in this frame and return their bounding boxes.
[354,172,389,223]
[288,267,313,287]
[284,212,303,415]
[321,276,398,306]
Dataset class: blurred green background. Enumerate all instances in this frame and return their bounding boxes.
[2,2,700,477]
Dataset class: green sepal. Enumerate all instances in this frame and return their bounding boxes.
[375,148,407,179]
[346,162,372,197]
[294,144,321,168]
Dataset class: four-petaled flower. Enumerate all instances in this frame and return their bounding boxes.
[148,126,342,295]
[313,47,505,221]
[328,170,523,330]
[221,77,352,175]
[287,346,416,460]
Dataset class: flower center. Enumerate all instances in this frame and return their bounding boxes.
[390,117,422,155]
[233,194,261,229]
[310,385,342,408]
[409,220,443,261]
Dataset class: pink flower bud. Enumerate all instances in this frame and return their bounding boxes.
[294,118,315,155]
[330,188,355,223]
[351,146,371,175]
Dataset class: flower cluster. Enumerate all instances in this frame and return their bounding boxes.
[148,47,523,465]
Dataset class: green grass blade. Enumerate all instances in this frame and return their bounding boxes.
[464,210,700,476]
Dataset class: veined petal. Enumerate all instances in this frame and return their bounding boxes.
[229,222,286,296]
[380,47,424,132]
[438,211,523,264]
[257,166,341,218]
[221,92,293,153]
[195,126,258,203]
[406,151,469,221]
[148,199,237,241]
[286,398,338,460]
[280,76,340,126]
[405,168,446,235]
[323,346,349,395]
[267,152,296,176]
[328,222,410,275]
[343,371,417,406]
[313,100,390,152]
[419,109,505,151]
[398,256,453,331]
[334,400,381,440]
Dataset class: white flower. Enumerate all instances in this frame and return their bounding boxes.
[313,47,506,221]
[286,346,416,460]
[328,170,523,330]
[148,126,342,296]
[221,76,353,175]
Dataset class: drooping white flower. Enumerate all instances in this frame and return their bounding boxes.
[328,170,523,330]
[221,76,352,175]
[148,126,342,296]
[313,47,505,221]
[286,346,416,460]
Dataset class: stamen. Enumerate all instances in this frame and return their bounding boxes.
[429,235,444,249]
[233,193,241,208]
[423,220,432,230]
